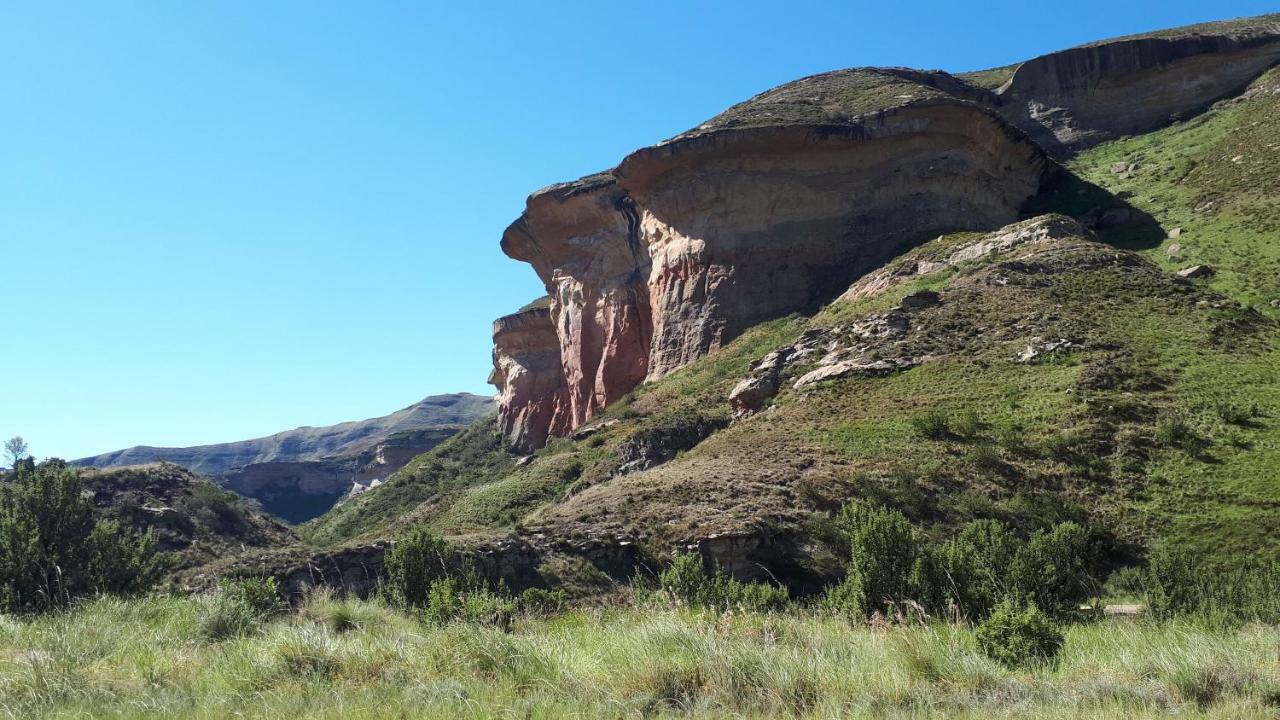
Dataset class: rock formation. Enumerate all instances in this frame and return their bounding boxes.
[489,306,574,451]
[496,70,1051,450]
[493,13,1280,452]
[993,14,1280,154]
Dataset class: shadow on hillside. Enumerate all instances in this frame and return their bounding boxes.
[1023,168,1167,250]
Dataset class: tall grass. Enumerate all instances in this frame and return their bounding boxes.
[0,595,1277,718]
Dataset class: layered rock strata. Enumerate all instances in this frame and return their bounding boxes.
[493,14,1280,451]
[496,71,1051,450]
[489,306,573,451]
[994,15,1280,153]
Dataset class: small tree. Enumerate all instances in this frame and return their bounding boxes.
[0,461,157,612]
[381,528,463,609]
[832,503,917,617]
[3,436,28,469]
[938,519,1018,619]
[1007,521,1094,615]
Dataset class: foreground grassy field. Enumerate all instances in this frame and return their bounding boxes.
[2,594,1279,719]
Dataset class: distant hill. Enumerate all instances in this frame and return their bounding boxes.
[76,393,494,522]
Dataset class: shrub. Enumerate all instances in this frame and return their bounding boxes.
[659,554,789,612]
[975,600,1064,668]
[201,577,282,640]
[382,528,462,609]
[1142,544,1280,625]
[422,576,463,624]
[950,410,986,440]
[520,587,568,616]
[966,443,1004,470]
[1007,522,1094,616]
[0,461,158,612]
[842,504,917,617]
[1214,401,1260,425]
[936,520,1017,620]
[911,411,951,440]
[1155,413,1208,455]
[181,483,250,534]
[460,589,516,629]
[1143,543,1203,619]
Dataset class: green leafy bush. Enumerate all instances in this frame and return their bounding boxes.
[950,410,986,440]
[201,577,282,640]
[520,587,568,616]
[180,483,250,534]
[1155,413,1208,455]
[975,600,1064,668]
[910,411,951,440]
[936,520,1017,620]
[1007,522,1094,615]
[382,528,462,609]
[0,461,158,612]
[658,553,789,612]
[1213,401,1260,426]
[839,503,917,617]
[1142,544,1280,625]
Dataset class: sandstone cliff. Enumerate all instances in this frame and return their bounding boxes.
[493,14,1280,452]
[496,70,1050,450]
[994,14,1280,154]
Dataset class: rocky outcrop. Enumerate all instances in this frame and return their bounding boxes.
[994,15,1280,153]
[489,306,573,452]
[492,15,1280,451]
[495,70,1052,450]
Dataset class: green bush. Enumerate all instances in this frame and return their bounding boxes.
[0,461,158,612]
[1142,544,1280,625]
[1213,401,1260,425]
[461,588,516,629]
[936,520,1017,620]
[1155,413,1208,455]
[950,410,986,440]
[840,503,917,617]
[520,587,568,615]
[658,554,789,612]
[382,528,461,609]
[180,483,250,534]
[910,411,951,440]
[1007,522,1094,615]
[975,600,1064,668]
[201,577,282,640]
[422,576,462,624]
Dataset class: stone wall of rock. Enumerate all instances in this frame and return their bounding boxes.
[494,88,1050,450]
[996,22,1280,153]
[489,306,573,451]
[491,15,1280,452]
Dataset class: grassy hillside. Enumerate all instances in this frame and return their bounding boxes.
[1068,67,1280,314]
[79,462,297,573]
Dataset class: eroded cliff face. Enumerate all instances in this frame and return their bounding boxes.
[489,306,573,451]
[494,73,1051,449]
[996,17,1280,153]
[619,103,1047,377]
[491,15,1280,452]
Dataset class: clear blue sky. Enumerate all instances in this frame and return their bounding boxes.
[2,1,1273,460]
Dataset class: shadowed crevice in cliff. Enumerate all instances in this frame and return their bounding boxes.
[1023,167,1166,250]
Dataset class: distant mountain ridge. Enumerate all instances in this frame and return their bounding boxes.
[76,393,495,522]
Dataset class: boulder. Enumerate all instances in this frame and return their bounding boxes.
[1177,265,1215,279]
